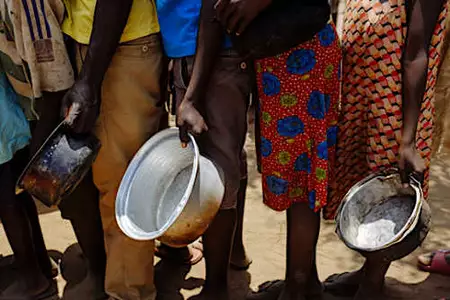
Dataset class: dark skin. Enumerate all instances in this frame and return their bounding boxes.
[184,0,444,299]
[177,1,233,299]
[177,0,269,299]
[176,0,271,143]
[179,0,322,299]
[62,0,133,133]
[324,0,445,299]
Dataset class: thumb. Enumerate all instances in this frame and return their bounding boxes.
[179,124,190,148]
[61,93,71,119]
[399,159,411,187]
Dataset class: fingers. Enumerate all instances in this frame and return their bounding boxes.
[192,120,208,136]
[179,124,190,148]
[236,17,251,35]
[227,12,241,33]
[61,93,72,120]
[65,103,80,126]
[220,4,237,32]
[215,0,230,19]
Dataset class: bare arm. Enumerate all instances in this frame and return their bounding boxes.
[63,0,133,133]
[176,0,223,143]
[184,0,224,102]
[79,0,132,88]
[400,0,445,181]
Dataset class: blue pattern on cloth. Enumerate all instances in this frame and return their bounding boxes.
[0,72,30,164]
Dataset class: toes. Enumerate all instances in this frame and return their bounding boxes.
[418,252,435,266]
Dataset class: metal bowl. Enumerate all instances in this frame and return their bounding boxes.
[17,121,101,207]
[336,169,425,253]
[115,128,224,248]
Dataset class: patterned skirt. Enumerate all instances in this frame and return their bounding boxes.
[256,23,342,213]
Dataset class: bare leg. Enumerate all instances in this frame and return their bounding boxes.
[11,149,54,280]
[191,209,237,300]
[231,177,251,269]
[0,161,50,299]
[354,259,390,300]
[278,203,321,300]
[324,258,390,300]
[20,192,54,279]
[59,173,108,299]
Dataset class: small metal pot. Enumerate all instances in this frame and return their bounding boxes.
[336,169,430,261]
[17,121,100,207]
[115,128,224,248]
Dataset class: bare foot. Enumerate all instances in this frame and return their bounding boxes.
[188,288,230,300]
[155,242,203,265]
[63,270,107,300]
[323,270,363,297]
[277,286,307,300]
[306,277,323,300]
[0,276,55,300]
[353,280,384,300]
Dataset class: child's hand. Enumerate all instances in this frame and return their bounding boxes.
[176,100,208,147]
[399,143,425,187]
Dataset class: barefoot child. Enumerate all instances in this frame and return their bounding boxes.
[155,0,253,296]
[216,0,341,298]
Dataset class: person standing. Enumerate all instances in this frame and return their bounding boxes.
[325,0,449,299]
[0,1,107,299]
[155,0,253,297]
[215,0,340,298]
[61,0,167,299]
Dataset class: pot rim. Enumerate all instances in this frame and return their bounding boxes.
[336,168,423,252]
[115,127,200,241]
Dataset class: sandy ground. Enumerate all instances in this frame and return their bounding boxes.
[1,121,450,300]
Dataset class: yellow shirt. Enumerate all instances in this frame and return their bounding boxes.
[62,0,160,44]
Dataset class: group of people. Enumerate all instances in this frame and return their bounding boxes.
[1,0,450,300]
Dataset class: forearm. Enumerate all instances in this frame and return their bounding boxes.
[78,0,133,88]
[183,0,224,103]
[402,0,444,146]
[402,52,428,146]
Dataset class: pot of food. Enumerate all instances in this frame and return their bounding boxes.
[336,169,431,261]
[115,128,224,248]
[17,121,101,207]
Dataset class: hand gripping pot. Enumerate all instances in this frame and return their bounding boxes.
[115,128,225,248]
[17,121,101,207]
[336,169,431,261]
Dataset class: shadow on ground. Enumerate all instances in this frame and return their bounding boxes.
[154,259,251,300]
[0,253,60,300]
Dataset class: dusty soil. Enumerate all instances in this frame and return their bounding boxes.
[1,123,450,300]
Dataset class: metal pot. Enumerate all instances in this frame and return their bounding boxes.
[336,169,430,261]
[115,128,224,248]
[17,121,100,207]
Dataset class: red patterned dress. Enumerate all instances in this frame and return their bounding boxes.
[326,0,449,220]
[256,23,342,213]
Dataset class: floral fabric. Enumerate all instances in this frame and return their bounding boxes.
[256,23,341,213]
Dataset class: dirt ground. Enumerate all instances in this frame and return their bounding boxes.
[1,121,450,300]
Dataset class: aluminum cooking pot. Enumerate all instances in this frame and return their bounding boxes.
[115,128,224,248]
[336,169,430,261]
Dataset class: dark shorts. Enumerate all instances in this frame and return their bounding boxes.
[173,52,252,209]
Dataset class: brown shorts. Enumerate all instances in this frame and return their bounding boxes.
[173,51,252,209]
